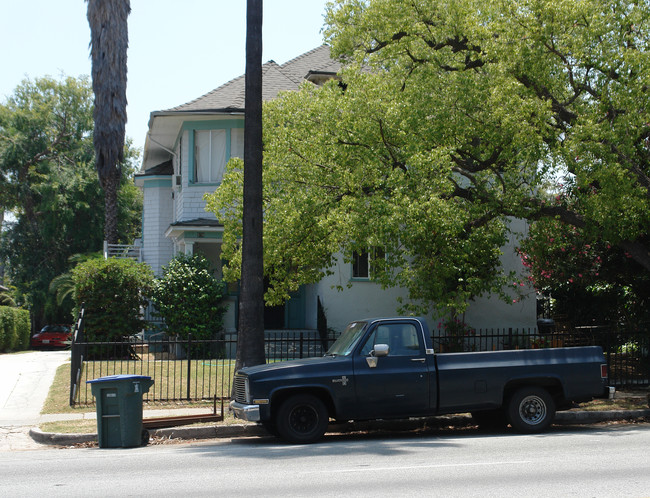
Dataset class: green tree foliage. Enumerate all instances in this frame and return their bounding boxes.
[0,76,142,328]
[208,0,650,316]
[49,253,102,307]
[519,215,650,325]
[0,286,16,307]
[0,306,30,352]
[150,254,227,341]
[72,257,153,341]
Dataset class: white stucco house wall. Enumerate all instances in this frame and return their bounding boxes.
[135,45,536,335]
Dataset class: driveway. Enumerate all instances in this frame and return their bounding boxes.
[0,350,69,450]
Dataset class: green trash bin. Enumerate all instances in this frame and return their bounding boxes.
[87,374,154,448]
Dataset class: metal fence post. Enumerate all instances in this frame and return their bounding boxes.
[299,333,304,359]
[187,333,192,401]
[69,305,85,406]
[70,339,78,406]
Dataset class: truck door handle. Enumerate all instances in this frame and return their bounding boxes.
[411,358,426,363]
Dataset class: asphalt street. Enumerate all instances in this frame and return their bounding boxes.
[2,424,650,497]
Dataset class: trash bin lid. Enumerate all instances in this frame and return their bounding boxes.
[87,374,152,384]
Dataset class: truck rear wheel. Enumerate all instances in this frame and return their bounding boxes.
[276,394,329,444]
[507,387,555,433]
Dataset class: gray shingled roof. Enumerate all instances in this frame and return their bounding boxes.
[169,218,223,228]
[167,45,340,113]
[135,159,173,177]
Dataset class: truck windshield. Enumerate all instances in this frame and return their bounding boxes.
[326,321,368,356]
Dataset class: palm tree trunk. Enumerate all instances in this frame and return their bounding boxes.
[236,0,266,371]
[103,167,121,245]
[86,0,130,245]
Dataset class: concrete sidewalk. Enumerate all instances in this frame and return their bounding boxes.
[0,351,70,451]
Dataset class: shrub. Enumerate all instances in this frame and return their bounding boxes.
[437,316,476,352]
[72,258,154,342]
[0,306,30,352]
[0,307,16,351]
[151,254,227,341]
[14,308,30,350]
[0,307,9,351]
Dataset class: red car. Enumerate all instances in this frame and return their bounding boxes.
[31,325,72,349]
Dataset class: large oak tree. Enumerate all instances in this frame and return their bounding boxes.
[208,0,650,317]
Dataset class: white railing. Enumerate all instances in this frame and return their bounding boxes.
[103,241,141,261]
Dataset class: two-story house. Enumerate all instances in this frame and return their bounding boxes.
[135,45,535,335]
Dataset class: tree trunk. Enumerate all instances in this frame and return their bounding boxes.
[103,167,120,245]
[86,0,130,247]
[236,0,266,371]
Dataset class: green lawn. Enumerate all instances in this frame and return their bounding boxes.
[46,358,237,412]
[70,357,237,406]
[41,361,241,434]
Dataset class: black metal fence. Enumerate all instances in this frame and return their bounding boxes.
[70,324,649,406]
[70,331,336,406]
[430,326,650,387]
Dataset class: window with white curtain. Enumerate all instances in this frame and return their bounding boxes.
[193,128,244,183]
[194,130,227,183]
[230,127,244,159]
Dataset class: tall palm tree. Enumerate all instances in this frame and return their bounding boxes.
[86,0,130,245]
[236,0,266,371]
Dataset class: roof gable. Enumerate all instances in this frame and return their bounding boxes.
[143,45,341,170]
[166,45,340,113]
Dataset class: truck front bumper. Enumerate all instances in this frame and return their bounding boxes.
[230,400,261,422]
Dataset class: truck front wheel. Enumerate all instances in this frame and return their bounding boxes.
[507,387,555,433]
[276,394,329,444]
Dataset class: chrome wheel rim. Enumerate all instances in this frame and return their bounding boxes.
[518,395,546,425]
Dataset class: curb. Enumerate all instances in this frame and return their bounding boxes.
[29,428,97,446]
[30,409,650,447]
[555,409,650,423]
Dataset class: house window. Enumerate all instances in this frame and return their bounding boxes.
[230,127,244,159]
[352,251,370,279]
[191,125,244,184]
[194,130,226,183]
[352,248,385,280]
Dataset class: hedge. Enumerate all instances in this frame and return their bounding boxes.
[0,306,31,352]
[72,257,154,341]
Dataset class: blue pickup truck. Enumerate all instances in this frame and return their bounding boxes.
[231,317,608,443]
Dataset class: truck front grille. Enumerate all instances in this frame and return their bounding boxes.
[233,374,249,404]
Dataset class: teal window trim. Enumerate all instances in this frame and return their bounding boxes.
[183,120,244,184]
[174,231,224,242]
[184,231,223,240]
[141,177,173,188]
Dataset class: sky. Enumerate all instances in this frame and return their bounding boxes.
[0,0,330,154]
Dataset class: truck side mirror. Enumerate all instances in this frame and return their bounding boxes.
[373,344,390,357]
[366,344,390,368]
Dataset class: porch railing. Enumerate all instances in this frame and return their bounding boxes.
[103,241,141,261]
